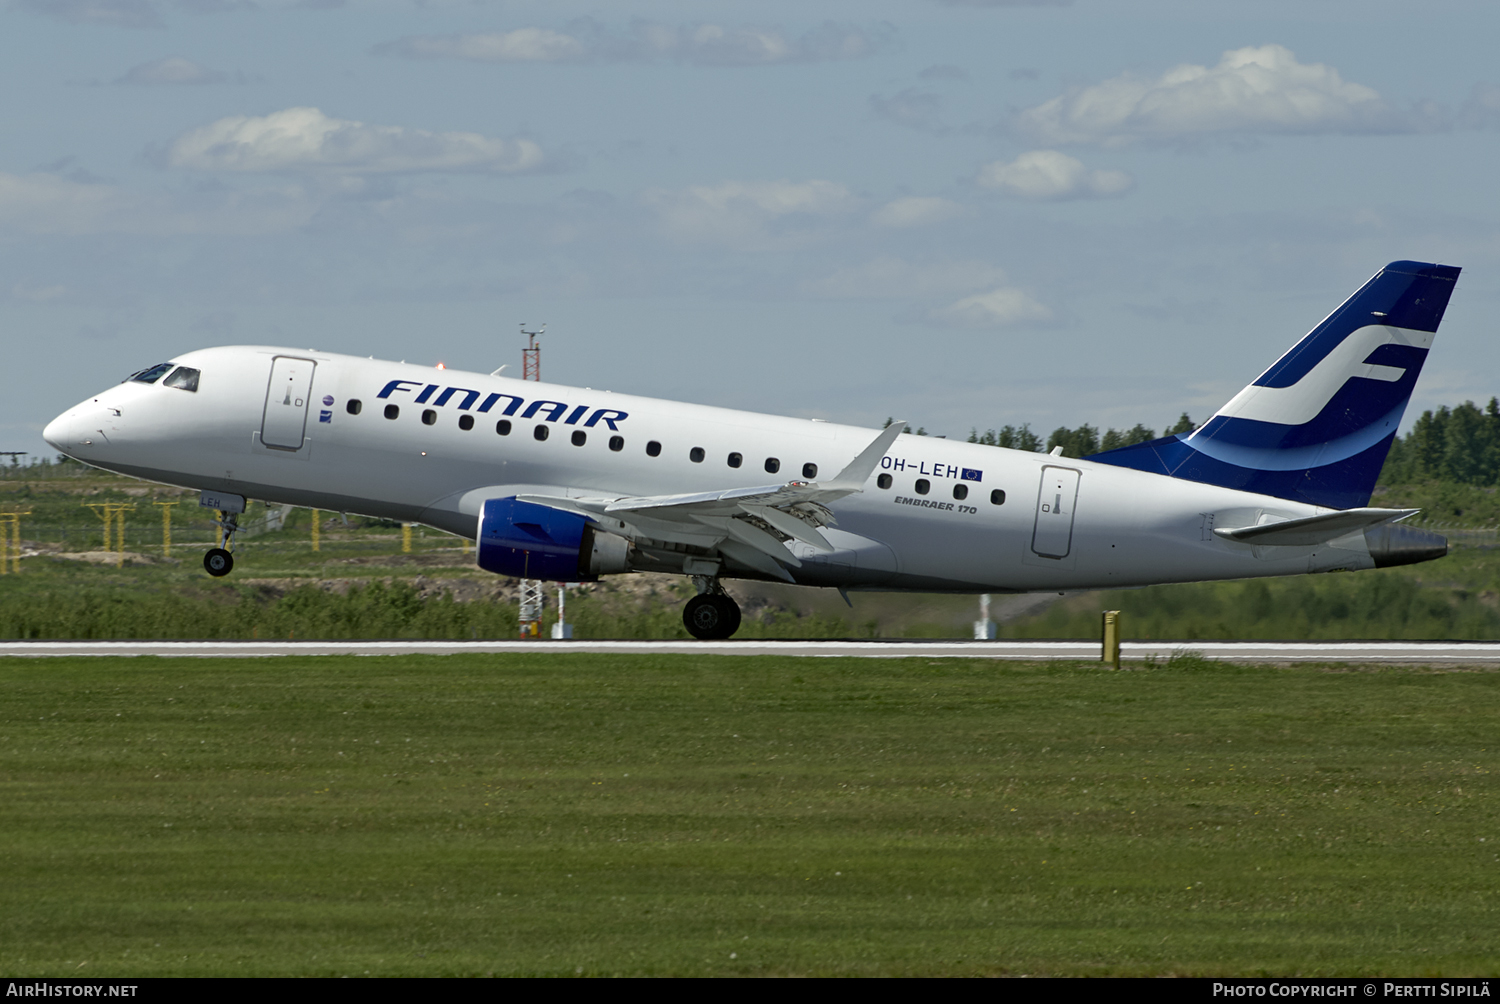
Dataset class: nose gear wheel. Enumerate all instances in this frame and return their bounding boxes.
[203,509,239,577]
[204,548,234,577]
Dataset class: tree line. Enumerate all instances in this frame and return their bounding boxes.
[882,414,1198,459]
[899,397,1500,488]
[1378,399,1500,486]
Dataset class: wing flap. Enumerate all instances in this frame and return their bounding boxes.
[743,504,834,552]
[718,538,796,582]
[692,514,803,568]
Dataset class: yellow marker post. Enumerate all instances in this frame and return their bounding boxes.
[311,508,320,552]
[115,503,128,567]
[402,522,412,554]
[0,510,31,574]
[152,501,178,558]
[84,502,136,567]
[1101,609,1121,669]
[85,504,110,554]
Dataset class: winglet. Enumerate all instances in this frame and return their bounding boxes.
[826,422,904,491]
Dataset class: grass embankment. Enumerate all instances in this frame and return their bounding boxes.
[1007,564,1500,641]
[7,470,1500,639]
[2,654,1496,976]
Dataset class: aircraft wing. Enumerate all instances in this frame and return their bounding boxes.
[515,421,905,581]
[1213,507,1419,546]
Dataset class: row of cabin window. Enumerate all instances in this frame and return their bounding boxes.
[875,472,1005,505]
[350,398,815,475]
[349,398,1005,502]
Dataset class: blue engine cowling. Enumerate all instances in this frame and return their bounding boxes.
[477,497,597,581]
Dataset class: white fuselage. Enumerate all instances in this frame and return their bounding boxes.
[44,346,1375,592]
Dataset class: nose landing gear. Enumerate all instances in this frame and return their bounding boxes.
[204,509,238,578]
[683,576,742,640]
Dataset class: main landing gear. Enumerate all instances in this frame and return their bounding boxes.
[683,576,741,640]
[204,509,238,578]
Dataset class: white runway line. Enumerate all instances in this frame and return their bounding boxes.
[2,639,1500,662]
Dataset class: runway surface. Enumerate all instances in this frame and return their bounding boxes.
[3,639,1500,663]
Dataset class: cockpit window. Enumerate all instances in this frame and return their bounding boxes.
[163,367,200,392]
[127,363,174,384]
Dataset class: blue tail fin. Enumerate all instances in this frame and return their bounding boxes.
[1090,260,1460,509]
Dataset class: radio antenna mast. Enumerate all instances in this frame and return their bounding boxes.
[521,323,545,383]
[517,323,548,638]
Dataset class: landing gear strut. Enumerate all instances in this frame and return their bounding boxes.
[204,509,238,578]
[683,577,741,640]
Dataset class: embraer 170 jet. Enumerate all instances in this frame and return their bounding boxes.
[44,260,1457,639]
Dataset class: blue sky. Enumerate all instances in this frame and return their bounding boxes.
[4,0,1498,460]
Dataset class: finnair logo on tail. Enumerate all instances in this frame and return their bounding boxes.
[1208,324,1433,428]
[1182,323,1434,473]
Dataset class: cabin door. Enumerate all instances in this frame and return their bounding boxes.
[1031,465,1081,559]
[261,356,317,450]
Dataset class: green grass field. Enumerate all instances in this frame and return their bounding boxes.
[2,653,1496,976]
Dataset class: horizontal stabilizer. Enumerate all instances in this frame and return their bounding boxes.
[1213,507,1417,546]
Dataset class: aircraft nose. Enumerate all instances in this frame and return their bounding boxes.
[42,411,72,452]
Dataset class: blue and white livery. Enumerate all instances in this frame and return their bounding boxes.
[1091,261,1459,509]
[43,261,1458,638]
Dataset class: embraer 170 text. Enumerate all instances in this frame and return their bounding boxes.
[44,261,1458,639]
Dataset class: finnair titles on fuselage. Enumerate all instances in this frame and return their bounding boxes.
[44,261,1458,638]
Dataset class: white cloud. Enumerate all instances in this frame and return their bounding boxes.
[643,179,857,246]
[381,28,586,63]
[11,281,68,302]
[1018,44,1420,145]
[16,0,162,28]
[807,258,1053,330]
[1460,83,1500,130]
[166,107,548,175]
[0,173,131,235]
[920,64,968,82]
[871,196,962,228]
[870,89,947,134]
[0,171,316,236]
[804,258,1006,299]
[376,20,885,67]
[977,150,1132,200]
[117,56,226,85]
[931,287,1053,328]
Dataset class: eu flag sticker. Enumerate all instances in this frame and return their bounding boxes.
[318,410,333,424]
[961,468,983,482]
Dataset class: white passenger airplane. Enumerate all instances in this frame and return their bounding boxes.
[44,260,1456,639]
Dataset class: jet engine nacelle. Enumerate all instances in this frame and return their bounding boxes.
[476,497,631,581]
